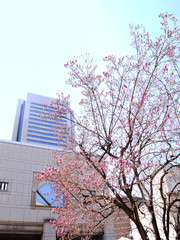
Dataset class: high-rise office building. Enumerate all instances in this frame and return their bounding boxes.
[12,93,73,148]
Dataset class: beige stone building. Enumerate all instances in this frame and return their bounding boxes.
[0,139,132,240]
[0,139,57,240]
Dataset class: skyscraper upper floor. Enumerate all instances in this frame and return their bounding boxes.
[12,93,74,149]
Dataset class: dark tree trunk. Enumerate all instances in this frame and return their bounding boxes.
[135,220,149,240]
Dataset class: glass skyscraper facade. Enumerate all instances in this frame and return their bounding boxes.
[12,93,73,148]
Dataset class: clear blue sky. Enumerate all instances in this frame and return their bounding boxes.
[0,0,179,140]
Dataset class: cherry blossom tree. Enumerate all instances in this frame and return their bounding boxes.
[38,13,180,240]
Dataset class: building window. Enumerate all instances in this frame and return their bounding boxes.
[36,183,63,207]
[0,182,8,191]
[31,172,63,207]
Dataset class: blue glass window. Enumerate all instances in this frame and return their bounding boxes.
[28,125,55,132]
[27,130,57,137]
[29,117,66,124]
[27,134,66,142]
[36,183,63,207]
[28,121,56,128]
[30,102,67,115]
[26,138,67,147]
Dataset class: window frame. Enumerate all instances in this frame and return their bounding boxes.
[0,182,8,191]
[31,172,63,208]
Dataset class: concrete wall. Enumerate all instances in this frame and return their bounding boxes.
[0,139,132,240]
[0,140,57,239]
